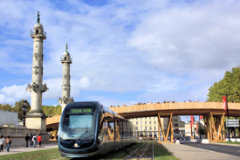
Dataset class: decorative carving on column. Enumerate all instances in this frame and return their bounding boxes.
[34,53,39,60]
[27,83,48,93]
[58,96,74,104]
[33,66,39,75]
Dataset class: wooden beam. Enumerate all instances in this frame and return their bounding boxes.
[164,113,173,142]
[158,113,161,143]
[158,113,166,142]
[171,114,173,143]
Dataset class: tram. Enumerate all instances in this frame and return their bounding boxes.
[58,101,137,158]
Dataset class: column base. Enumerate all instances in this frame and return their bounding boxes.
[26,110,46,118]
[26,113,46,131]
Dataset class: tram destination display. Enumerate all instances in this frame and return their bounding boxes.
[70,108,92,113]
[226,119,239,127]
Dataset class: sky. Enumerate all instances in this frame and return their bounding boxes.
[0,0,240,108]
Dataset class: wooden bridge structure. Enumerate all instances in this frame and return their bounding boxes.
[46,102,240,143]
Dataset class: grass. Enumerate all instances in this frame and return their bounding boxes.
[0,148,67,160]
[154,143,179,160]
[0,142,178,160]
[220,141,240,145]
[101,143,142,159]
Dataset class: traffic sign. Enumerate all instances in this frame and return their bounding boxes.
[226,119,239,127]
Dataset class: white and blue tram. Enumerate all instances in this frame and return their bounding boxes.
[58,101,137,158]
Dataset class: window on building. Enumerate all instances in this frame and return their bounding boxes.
[145,126,147,130]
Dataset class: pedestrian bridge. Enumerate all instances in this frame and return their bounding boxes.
[109,102,240,118]
[46,102,240,143]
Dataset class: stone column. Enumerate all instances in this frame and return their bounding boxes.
[26,12,47,131]
[58,44,73,112]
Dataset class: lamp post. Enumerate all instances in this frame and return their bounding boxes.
[22,101,28,127]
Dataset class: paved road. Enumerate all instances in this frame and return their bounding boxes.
[0,142,58,156]
[163,143,240,160]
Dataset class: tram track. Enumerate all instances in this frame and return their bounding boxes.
[126,142,154,160]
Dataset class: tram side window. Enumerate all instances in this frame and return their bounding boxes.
[118,120,123,140]
[129,123,132,139]
[100,117,115,141]
[100,120,108,141]
[108,120,115,141]
[123,121,127,140]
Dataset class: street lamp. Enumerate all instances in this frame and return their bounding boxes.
[22,100,28,127]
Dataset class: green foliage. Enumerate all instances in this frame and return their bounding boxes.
[13,99,31,120]
[0,104,13,111]
[0,100,61,120]
[0,100,30,120]
[42,105,62,117]
[207,66,240,102]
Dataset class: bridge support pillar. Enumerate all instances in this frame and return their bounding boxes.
[157,113,173,143]
[206,112,225,142]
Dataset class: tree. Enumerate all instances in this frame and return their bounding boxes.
[207,66,240,102]
[43,105,62,117]
[13,99,31,120]
[0,104,13,111]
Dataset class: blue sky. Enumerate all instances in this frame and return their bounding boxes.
[0,0,240,108]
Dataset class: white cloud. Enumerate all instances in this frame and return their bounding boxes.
[78,76,90,88]
[0,84,30,104]
[86,95,136,107]
[128,0,240,72]
[43,78,62,99]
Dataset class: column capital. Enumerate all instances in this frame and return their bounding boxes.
[26,83,48,93]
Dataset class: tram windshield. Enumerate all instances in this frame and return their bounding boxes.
[59,106,96,140]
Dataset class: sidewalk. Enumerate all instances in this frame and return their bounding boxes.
[0,142,58,156]
[162,143,240,160]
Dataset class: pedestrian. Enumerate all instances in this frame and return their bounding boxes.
[37,134,42,147]
[5,136,11,152]
[25,134,30,148]
[0,135,5,152]
[32,134,37,148]
[29,133,33,146]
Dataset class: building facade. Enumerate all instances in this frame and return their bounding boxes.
[128,116,185,139]
[0,110,18,127]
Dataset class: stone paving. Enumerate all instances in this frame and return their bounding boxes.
[0,142,58,156]
[162,143,240,160]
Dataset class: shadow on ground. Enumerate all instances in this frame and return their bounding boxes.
[69,143,137,160]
